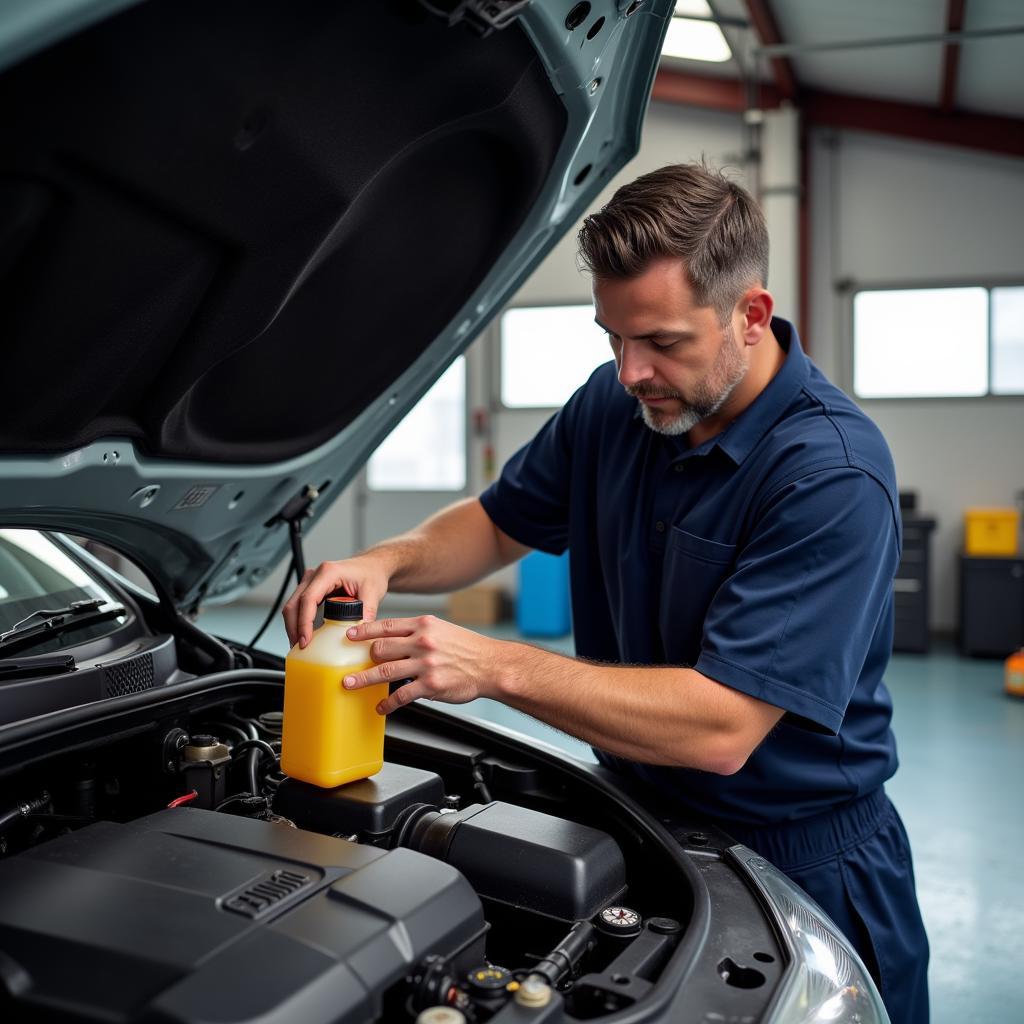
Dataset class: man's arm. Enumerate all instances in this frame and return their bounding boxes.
[341,616,784,774]
[282,498,531,647]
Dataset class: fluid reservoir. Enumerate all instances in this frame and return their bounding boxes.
[281,596,387,787]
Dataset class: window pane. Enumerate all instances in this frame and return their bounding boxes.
[367,357,465,490]
[992,287,1024,395]
[853,287,989,398]
[501,305,611,408]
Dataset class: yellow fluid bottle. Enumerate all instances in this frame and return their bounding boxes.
[280,596,388,788]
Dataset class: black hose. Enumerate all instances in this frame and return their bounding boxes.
[224,713,259,739]
[0,792,51,836]
[231,738,279,796]
[201,721,249,745]
[224,717,263,795]
[231,738,279,762]
[249,556,297,649]
[531,921,598,986]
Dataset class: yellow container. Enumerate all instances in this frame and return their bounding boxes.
[280,597,387,788]
[964,507,1020,557]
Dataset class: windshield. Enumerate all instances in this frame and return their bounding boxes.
[0,530,127,652]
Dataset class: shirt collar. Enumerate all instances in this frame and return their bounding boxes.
[714,317,810,465]
[629,317,811,465]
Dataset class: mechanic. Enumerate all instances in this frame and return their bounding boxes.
[283,163,929,1023]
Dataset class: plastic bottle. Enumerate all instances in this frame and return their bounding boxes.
[280,596,387,787]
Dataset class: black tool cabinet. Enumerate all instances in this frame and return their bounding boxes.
[959,553,1024,657]
[893,515,936,653]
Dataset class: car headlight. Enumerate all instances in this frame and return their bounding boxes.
[729,845,890,1024]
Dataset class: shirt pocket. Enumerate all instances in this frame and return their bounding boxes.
[660,527,738,663]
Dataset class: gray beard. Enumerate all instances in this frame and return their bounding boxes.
[638,402,701,436]
[636,327,747,437]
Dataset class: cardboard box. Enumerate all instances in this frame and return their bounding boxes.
[447,585,508,626]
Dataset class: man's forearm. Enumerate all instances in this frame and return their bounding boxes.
[491,641,783,773]
[365,498,527,594]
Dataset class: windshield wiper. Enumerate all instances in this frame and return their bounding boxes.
[0,599,127,654]
[0,654,77,680]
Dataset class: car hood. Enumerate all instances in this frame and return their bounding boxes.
[0,0,671,610]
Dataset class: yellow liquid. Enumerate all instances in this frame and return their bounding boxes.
[280,621,388,788]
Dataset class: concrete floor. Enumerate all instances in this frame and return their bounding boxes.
[198,606,1024,1023]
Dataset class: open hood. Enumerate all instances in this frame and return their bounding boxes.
[0,0,671,609]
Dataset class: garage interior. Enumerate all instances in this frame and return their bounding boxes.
[188,2,1024,1021]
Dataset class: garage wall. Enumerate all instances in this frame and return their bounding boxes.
[808,129,1024,631]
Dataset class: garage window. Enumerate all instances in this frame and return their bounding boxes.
[368,357,466,490]
[853,285,1024,398]
[992,286,1024,395]
[500,305,611,408]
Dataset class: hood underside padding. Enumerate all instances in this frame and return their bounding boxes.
[0,0,565,462]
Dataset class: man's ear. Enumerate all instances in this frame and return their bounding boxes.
[737,288,774,346]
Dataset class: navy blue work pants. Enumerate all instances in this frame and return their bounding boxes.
[721,788,929,1024]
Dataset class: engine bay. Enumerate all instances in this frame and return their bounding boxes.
[0,675,723,1023]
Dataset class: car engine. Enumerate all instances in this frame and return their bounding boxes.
[0,686,701,1023]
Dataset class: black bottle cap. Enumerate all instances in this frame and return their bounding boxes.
[324,596,363,621]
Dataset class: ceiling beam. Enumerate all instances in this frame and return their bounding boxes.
[742,0,799,100]
[651,70,1024,160]
[803,89,1024,159]
[939,0,967,112]
[651,69,782,113]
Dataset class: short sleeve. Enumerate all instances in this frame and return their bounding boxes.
[479,393,580,555]
[693,468,899,734]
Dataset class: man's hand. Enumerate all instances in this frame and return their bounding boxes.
[282,556,391,648]
[341,615,506,715]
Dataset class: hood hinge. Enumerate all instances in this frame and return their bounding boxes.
[417,0,533,36]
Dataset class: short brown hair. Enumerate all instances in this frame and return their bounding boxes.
[577,162,768,322]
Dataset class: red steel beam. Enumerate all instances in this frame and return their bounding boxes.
[742,0,799,100]
[652,71,1024,160]
[803,89,1024,159]
[939,0,967,112]
[651,69,781,112]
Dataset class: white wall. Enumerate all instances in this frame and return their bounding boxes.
[808,129,1024,630]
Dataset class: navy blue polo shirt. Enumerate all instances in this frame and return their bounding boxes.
[480,318,902,825]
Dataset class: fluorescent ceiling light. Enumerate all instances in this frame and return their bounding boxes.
[674,0,712,14]
[662,1,732,63]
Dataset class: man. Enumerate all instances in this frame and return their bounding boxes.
[283,163,929,1022]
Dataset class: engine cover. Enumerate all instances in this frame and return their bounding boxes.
[0,808,486,1022]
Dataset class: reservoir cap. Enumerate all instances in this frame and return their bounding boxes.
[325,596,363,621]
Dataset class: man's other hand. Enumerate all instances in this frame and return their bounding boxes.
[341,615,506,715]
[282,557,390,648]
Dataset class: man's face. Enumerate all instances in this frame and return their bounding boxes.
[593,258,747,437]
